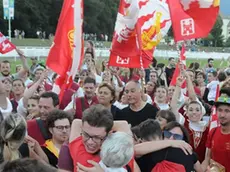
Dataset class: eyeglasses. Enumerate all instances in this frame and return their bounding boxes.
[163,130,183,140]
[216,96,230,104]
[54,125,71,131]
[81,130,106,143]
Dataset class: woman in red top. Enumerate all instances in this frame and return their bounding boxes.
[171,71,209,162]
[183,101,209,162]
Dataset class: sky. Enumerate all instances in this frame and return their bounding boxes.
[220,0,230,16]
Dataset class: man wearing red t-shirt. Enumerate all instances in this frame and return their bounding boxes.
[27,92,59,145]
[202,88,230,172]
[58,104,139,172]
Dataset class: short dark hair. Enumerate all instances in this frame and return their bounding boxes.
[164,121,190,143]
[168,57,174,61]
[82,104,114,133]
[46,110,72,130]
[83,77,96,85]
[40,92,59,107]
[0,158,57,172]
[139,119,162,141]
[156,110,176,124]
[85,51,94,59]
[131,125,141,140]
[208,58,214,63]
[218,72,227,82]
[1,60,10,66]
[98,83,116,103]
[208,70,217,77]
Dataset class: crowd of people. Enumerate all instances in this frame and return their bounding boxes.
[0,41,230,172]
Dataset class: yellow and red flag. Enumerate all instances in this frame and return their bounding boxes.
[46,0,84,99]
[109,0,171,68]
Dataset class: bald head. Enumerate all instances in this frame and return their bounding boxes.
[125,81,142,105]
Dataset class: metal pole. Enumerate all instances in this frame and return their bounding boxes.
[8,16,11,41]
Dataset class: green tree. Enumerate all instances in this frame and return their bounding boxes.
[0,0,119,39]
[202,15,224,47]
[210,15,224,47]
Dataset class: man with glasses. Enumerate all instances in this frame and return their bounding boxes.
[202,88,230,172]
[42,110,72,168]
[58,104,138,172]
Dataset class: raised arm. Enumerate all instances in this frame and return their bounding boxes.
[15,48,30,78]
[181,68,196,101]
[22,70,49,108]
[170,76,185,121]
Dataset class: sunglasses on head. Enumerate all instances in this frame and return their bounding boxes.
[163,130,183,140]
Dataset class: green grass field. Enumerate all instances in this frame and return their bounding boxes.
[9,38,230,53]
[2,38,229,73]
[6,57,229,74]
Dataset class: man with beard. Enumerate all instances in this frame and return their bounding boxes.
[0,49,29,80]
[42,110,72,168]
[205,58,215,73]
[202,88,230,172]
[27,92,59,145]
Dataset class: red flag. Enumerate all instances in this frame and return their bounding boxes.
[0,32,16,54]
[168,0,219,41]
[46,0,84,100]
[109,0,141,68]
[109,0,171,69]
[170,44,186,87]
[209,84,220,131]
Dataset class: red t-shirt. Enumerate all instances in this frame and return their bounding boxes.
[206,127,230,172]
[69,137,101,172]
[69,137,135,172]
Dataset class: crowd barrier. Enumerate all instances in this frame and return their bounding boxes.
[0,47,230,60]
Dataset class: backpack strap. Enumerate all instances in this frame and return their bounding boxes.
[36,119,50,140]
[80,97,86,112]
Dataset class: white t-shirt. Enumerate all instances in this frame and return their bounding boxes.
[0,97,13,119]
[17,98,27,118]
[207,80,219,101]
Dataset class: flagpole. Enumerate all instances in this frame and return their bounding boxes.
[8,16,11,41]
